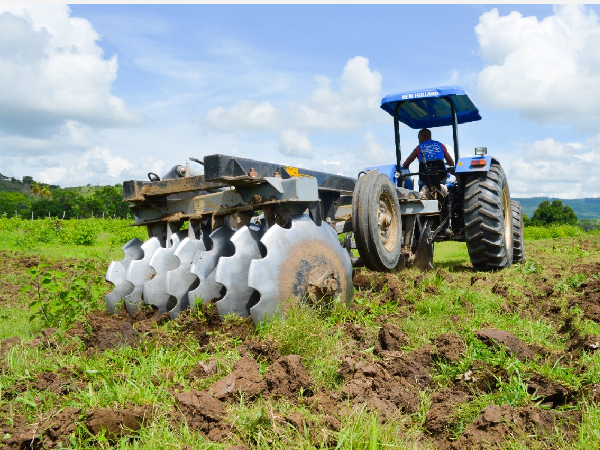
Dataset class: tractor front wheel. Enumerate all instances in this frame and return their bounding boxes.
[352,171,402,271]
[463,163,513,271]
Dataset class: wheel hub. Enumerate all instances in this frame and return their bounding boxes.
[307,263,339,304]
[377,194,397,249]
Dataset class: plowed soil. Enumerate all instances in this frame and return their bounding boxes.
[2,236,600,449]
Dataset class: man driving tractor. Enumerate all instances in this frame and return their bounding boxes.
[401,128,454,195]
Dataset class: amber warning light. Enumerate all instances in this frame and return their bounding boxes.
[471,159,487,167]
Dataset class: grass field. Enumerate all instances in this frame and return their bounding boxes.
[1,219,600,449]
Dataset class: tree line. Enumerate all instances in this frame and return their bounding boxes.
[0,175,130,219]
[525,199,599,231]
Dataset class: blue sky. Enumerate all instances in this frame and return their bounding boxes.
[1,4,599,198]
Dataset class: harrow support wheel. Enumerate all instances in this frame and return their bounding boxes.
[511,200,525,263]
[352,171,402,272]
[463,163,514,271]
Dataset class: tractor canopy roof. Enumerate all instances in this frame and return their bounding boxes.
[381,86,481,129]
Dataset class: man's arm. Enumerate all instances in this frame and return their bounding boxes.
[402,147,419,169]
[442,145,454,166]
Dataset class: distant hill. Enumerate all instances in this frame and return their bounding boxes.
[514,197,600,220]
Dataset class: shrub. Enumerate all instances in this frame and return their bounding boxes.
[58,219,99,246]
[524,224,585,240]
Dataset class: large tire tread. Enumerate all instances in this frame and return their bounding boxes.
[511,200,525,263]
[464,163,513,271]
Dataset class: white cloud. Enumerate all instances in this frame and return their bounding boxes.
[0,5,141,139]
[353,131,394,168]
[138,156,167,179]
[290,56,383,131]
[475,5,600,131]
[278,129,314,158]
[35,147,136,185]
[36,167,68,185]
[202,56,382,134]
[509,137,600,198]
[204,100,281,132]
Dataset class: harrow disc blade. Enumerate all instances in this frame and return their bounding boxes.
[188,227,235,310]
[105,238,144,314]
[124,237,162,315]
[164,236,207,319]
[143,230,187,316]
[248,214,353,325]
[215,225,265,318]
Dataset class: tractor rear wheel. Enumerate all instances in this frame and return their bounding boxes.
[352,171,402,271]
[463,163,513,271]
[511,200,525,263]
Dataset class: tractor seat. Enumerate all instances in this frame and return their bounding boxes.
[419,159,448,187]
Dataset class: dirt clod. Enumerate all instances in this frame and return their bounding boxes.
[352,270,409,303]
[86,406,152,439]
[569,334,600,354]
[246,339,281,363]
[340,353,423,419]
[570,277,600,323]
[526,374,573,408]
[0,336,21,355]
[451,404,580,449]
[380,345,435,389]
[175,389,228,439]
[187,359,218,379]
[45,407,81,442]
[375,323,408,352]
[209,355,261,401]
[1,406,81,449]
[454,360,508,394]
[32,371,83,396]
[67,312,140,351]
[433,333,465,362]
[475,329,536,361]
[343,323,365,341]
[262,355,312,398]
[425,389,470,436]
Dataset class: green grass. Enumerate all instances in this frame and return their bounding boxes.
[524,225,585,240]
[1,220,600,449]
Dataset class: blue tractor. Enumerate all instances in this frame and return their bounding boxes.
[105,86,525,326]
[353,85,525,272]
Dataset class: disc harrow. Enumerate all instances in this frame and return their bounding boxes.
[105,153,440,326]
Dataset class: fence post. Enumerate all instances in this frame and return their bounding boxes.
[31,211,33,221]
[63,211,66,219]
[15,210,17,218]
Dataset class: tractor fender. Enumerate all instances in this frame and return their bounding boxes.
[362,164,415,190]
[454,155,498,174]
